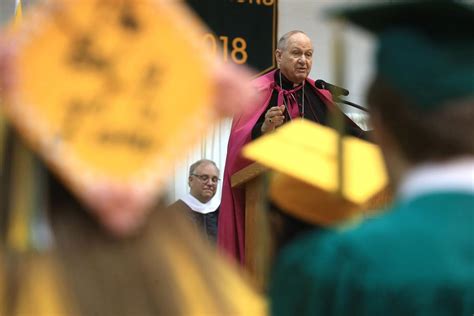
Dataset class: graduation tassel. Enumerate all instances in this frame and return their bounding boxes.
[14,0,23,26]
[5,137,50,252]
[5,138,31,252]
[331,18,347,199]
[0,112,7,181]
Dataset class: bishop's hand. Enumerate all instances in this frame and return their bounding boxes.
[261,104,285,134]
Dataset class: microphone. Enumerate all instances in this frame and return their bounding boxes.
[315,79,368,112]
[315,80,349,96]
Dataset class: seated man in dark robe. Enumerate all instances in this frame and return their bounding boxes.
[167,159,220,243]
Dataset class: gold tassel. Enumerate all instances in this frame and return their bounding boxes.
[6,139,36,252]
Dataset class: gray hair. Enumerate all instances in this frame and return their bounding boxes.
[277,30,307,51]
[189,159,219,177]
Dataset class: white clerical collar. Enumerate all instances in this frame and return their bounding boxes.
[181,193,219,214]
[398,157,474,201]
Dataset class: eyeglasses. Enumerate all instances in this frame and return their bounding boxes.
[191,174,220,183]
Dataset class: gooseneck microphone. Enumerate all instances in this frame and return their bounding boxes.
[315,79,368,112]
[315,79,349,97]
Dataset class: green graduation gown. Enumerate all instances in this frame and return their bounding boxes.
[270,191,474,315]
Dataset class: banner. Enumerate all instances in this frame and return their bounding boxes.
[186,0,278,76]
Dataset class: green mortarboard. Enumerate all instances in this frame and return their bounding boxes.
[332,0,474,111]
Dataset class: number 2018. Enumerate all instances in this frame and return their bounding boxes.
[203,34,248,65]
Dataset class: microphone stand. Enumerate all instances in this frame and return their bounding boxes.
[333,97,369,113]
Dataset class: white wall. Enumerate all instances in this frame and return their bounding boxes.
[168,0,377,204]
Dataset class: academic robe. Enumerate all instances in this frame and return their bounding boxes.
[217,70,334,264]
[270,187,474,315]
[167,199,219,243]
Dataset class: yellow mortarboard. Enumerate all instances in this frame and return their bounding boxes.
[0,0,235,235]
[242,119,388,226]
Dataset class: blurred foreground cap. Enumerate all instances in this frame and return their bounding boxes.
[243,120,388,226]
[0,0,256,236]
[330,0,474,111]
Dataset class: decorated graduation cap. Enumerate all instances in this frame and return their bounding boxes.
[243,119,388,226]
[331,0,474,111]
[0,0,255,239]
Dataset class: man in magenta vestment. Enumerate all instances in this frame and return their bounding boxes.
[217,30,362,263]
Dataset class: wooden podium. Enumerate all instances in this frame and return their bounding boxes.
[230,162,269,289]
